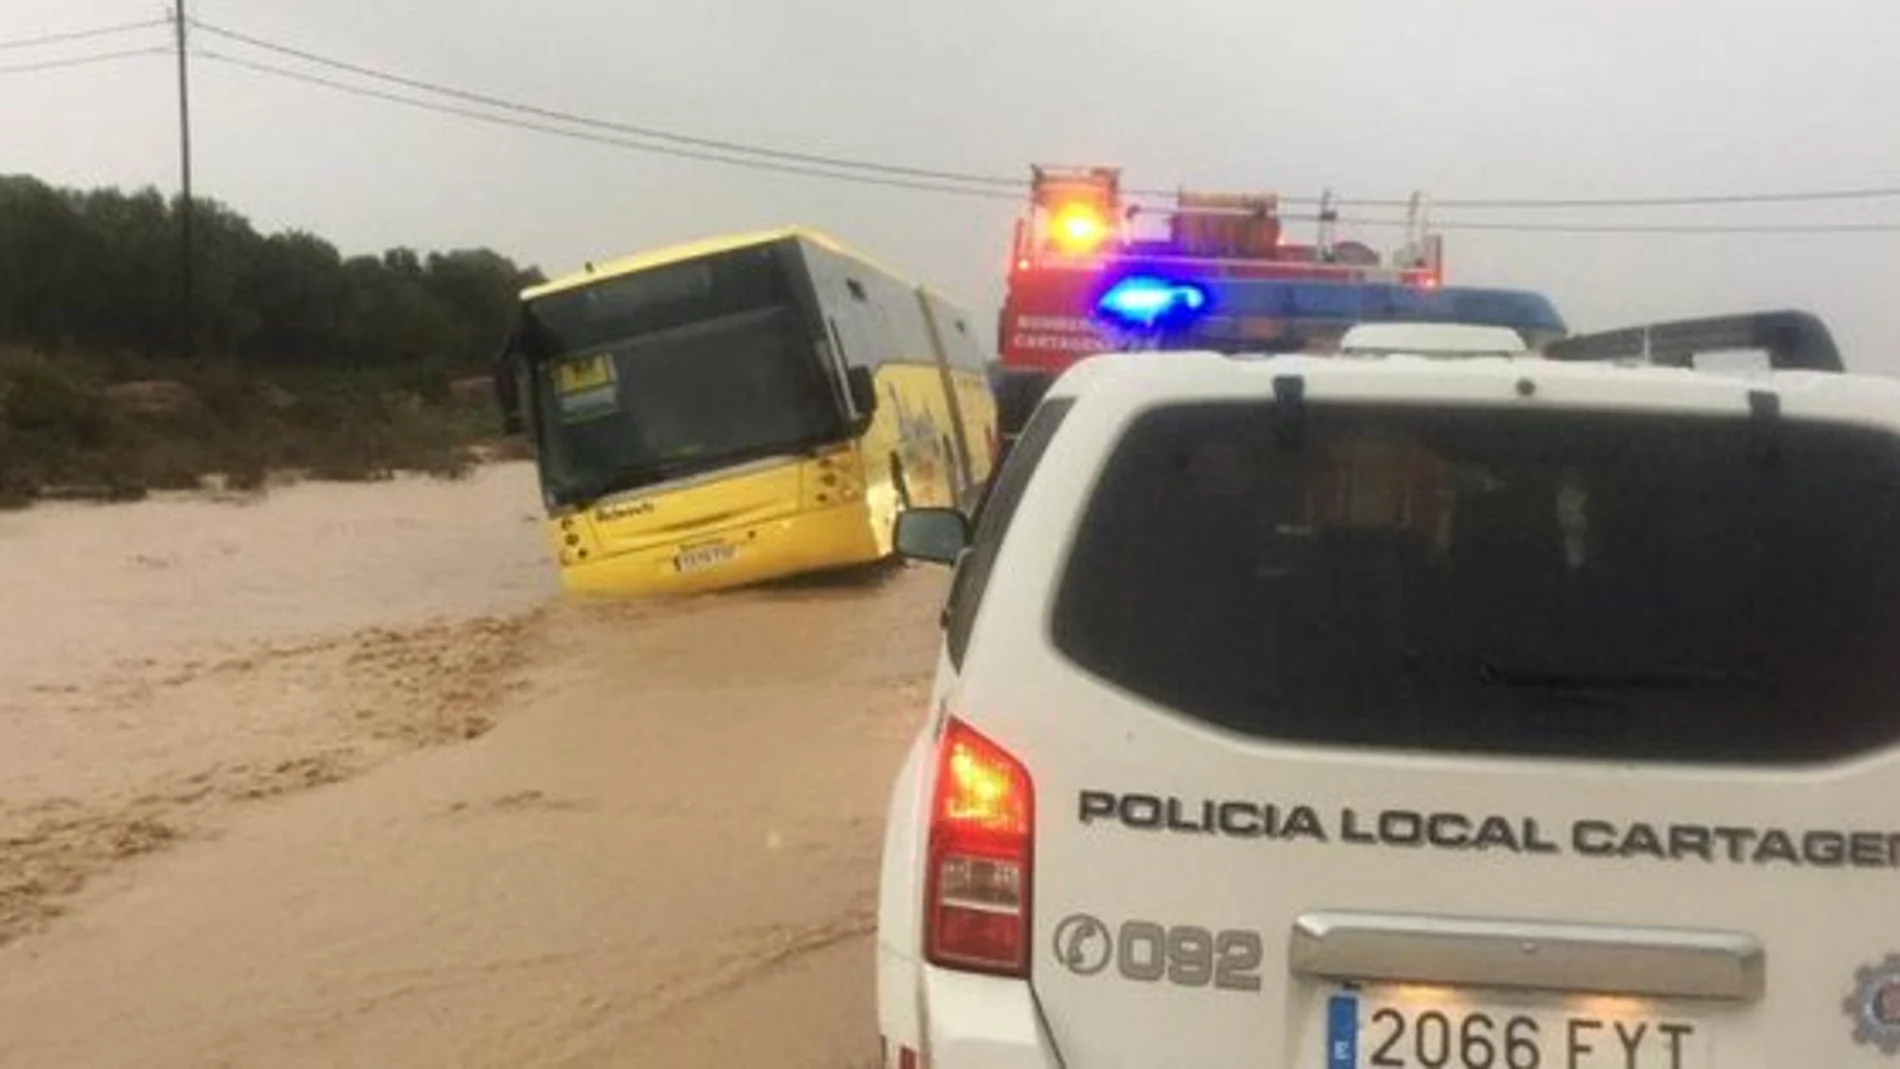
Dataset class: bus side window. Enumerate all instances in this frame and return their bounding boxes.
[827,274,878,366]
[825,315,880,428]
[823,315,852,382]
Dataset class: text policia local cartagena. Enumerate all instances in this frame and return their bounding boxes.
[1078,790,1900,869]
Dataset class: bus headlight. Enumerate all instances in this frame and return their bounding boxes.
[810,450,863,506]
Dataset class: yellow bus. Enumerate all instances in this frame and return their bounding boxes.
[494,227,999,596]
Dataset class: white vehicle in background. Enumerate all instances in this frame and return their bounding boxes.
[875,311,1900,1068]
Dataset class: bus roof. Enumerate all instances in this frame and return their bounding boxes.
[521,225,917,302]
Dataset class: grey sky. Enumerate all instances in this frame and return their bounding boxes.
[8,0,1900,367]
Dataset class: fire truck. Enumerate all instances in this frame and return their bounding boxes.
[991,165,1567,440]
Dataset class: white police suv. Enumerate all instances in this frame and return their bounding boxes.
[875,311,1900,1068]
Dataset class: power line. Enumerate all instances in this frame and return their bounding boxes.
[196,50,1028,204]
[1349,189,1900,211]
[175,0,196,360]
[191,19,1029,195]
[196,53,1900,235]
[0,17,169,52]
[185,26,1900,234]
[183,20,1256,204]
[0,46,169,76]
[185,17,1900,216]
[1426,217,1900,234]
[18,19,1896,223]
[1269,214,1900,234]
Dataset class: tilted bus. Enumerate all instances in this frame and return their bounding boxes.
[495,227,997,595]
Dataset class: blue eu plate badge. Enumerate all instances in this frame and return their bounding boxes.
[1327,991,1359,1069]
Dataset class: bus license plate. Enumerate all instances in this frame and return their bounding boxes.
[675,543,736,574]
[1326,989,1705,1069]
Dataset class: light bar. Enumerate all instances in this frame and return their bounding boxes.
[1050,203,1110,254]
[1095,276,1210,329]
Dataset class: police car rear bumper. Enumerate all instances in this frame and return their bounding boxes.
[879,943,1060,1068]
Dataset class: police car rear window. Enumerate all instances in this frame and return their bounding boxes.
[1051,400,1900,765]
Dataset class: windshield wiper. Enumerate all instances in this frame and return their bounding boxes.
[564,460,704,508]
[563,444,808,508]
[1477,662,1745,690]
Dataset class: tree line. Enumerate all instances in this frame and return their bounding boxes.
[0,174,542,373]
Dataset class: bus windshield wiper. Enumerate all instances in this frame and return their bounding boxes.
[566,461,701,508]
[565,444,804,508]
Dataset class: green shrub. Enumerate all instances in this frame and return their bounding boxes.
[0,348,512,505]
[1,355,116,449]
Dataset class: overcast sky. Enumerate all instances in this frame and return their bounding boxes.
[7,0,1900,368]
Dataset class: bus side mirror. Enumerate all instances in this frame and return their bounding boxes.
[494,351,527,436]
[846,366,879,426]
[895,507,969,566]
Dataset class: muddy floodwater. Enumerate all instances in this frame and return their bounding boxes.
[0,463,936,1068]
[0,467,554,687]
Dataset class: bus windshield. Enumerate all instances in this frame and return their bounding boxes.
[521,246,844,507]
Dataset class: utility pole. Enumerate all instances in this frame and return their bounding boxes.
[174,0,195,359]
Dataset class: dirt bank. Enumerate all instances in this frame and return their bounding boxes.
[0,462,941,1067]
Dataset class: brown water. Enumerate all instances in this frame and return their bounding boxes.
[0,463,933,1067]
[0,465,554,687]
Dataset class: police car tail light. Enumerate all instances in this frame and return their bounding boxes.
[924,717,1033,977]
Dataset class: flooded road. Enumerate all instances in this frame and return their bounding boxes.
[0,464,938,1067]
[0,466,553,687]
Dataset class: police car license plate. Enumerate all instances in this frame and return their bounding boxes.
[674,543,736,574]
[1325,988,1706,1069]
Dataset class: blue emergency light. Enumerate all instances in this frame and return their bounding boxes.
[1096,276,1211,329]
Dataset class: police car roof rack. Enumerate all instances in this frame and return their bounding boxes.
[1542,310,1844,373]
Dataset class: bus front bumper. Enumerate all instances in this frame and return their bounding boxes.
[556,501,885,597]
